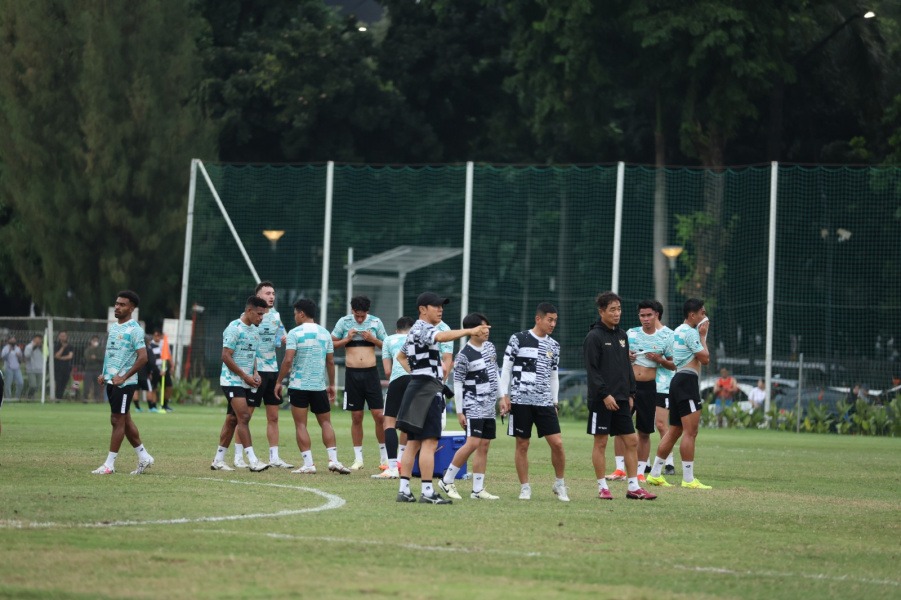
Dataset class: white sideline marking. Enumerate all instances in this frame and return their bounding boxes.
[0,477,345,530]
[674,565,900,588]
[199,528,548,558]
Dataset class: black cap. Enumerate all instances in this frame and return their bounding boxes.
[417,292,450,307]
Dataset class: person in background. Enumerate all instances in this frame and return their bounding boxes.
[1,336,24,399]
[83,335,105,403]
[24,335,45,400]
[748,379,766,411]
[713,367,738,428]
[54,331,74,400]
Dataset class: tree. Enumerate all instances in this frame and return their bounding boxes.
[0,0,215,318]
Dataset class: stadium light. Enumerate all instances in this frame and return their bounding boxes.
[263,229,285,251]
[864,11,876,18]
[358,26,367,31]
[661,245,683,270]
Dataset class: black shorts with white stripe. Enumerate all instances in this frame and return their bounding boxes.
[221,385,248,416]
[507,404,560,439]
[465,416,496,440]
[668,371,702,426]
[106,384,138,415]
[586,401,635,437]
[656,392,669,410]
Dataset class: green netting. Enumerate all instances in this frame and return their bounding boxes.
[183,162,901,390]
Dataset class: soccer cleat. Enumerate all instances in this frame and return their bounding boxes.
[92,464,115,475]
[130,456,154,475]
[234,455,249,469]
[552,482,570,502]
[598,488,613,500]
[379,460,389,471]
[396,491,416,503]
[371,468,399,479]
[328,461,351,475]
[164,407,174,413]
[419,492,453,504]
[606,469,628,481]
[470,489,499,500]
[664,464,676,476]
[291,465,317,474]
[134,408,144,413]
[626,487,658,500]
[149,408,159,413]
[348,460,365,471]
[681,478,712,489]
[519,487,532,500]
[637,473,647,483]
[211,460,235,471]
[438,480,463,500]
[646,475,673,487]
[269,457,295,469]
[249,459,270,472]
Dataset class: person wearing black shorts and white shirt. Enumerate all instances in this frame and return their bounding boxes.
[274,298,351,475]
[499,302,568,502]
[252,281,293,468]
[331,295,388,471]
[394,292,489,504]
[583,292,657,501]
[646,298,712,490]
[438,312,502,501]
[372,317,415,480]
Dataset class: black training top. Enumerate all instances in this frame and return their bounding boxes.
[583,319,636,408]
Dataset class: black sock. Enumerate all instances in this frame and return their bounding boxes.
[385,428,398,459]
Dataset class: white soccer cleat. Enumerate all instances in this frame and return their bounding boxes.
[249,459,270,472]
[131,456,155,475]
[371,468,399,479]
[348,460,364,471]
[438,480,463,500]
[92,464,115,475]
[211,460,235,471]
[234,455,249,469]
[552,481,570,502]
[329,461,351,475]
[519,486,531,501]
[291,464,317,474]
[269,457,295,469]
[471,489,500,500]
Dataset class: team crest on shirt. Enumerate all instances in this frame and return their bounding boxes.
[546,351,553,357]
[619,339,626,348]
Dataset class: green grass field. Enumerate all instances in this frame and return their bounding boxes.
[1,402,899,599]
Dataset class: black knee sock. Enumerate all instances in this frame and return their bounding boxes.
[385,427,398,459]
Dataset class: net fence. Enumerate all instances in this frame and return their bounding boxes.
[181,162,901,398]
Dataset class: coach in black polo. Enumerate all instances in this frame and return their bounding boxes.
[583,291,656,501]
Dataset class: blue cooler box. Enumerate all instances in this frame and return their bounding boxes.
[412,430,467,479]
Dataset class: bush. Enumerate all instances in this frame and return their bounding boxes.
[170,378,219,406]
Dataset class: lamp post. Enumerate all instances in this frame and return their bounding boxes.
[821,227,851,378]
[661,245,684,327]
[262,230,285,251]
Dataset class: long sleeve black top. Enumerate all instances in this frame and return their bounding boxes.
[583,319,636,409]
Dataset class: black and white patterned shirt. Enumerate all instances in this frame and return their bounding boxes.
[454,341,499,419]
[504,330,560,407]
[401,319,443,379]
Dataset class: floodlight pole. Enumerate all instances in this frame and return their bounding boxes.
[611,162,625,293]
[175,158,199,378]
[764,161,778,414]
[460,161,474,331]
[320,161,334,326]
[346,247,354,314]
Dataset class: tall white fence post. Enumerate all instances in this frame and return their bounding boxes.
[764,161,778,414]
[611,161,625,293]
[460,161,474,339]
[320,161,334,326]
[175,158,199,378]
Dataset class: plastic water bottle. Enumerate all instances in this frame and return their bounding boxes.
[275,323,285,348]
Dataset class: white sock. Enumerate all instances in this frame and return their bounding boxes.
[555,478,565,488]
[443,464,460,484]
[627,477,640,492]
[650,456,665,477]
[666,451,675,466]
[105,451,118,468]
[245,446,258,463]
[235,444,244,460]
[388,458,398,470]
[269,446,279,462]
[326,447,338,463]
[134,444,151,461]
[422,480,434,496]
[399,477,411,494]
[215,446,227,463]
[615,456,625,472]
[597,478,608,491]
[302,451,313,467]
[378,443,387,462]
[473,473,485,493]
[683,461,694,483]
[354,446,363,462]
[637,460,648,474]
[521,482,531,492]
[397,444,406,464]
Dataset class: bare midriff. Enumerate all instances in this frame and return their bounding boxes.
[345,346,377,369]
[633,364,656,382]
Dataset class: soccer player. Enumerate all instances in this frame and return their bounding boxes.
[646,298,712,489]
[92,290,155,475]
[608,300,675,482]
[395,292,489,504]
[250,281,293,468]
[331,295,388,471]
[438,312,501,500]
[274,298,350,475]
[372,316,415,480]
[499,302,568,502]
[210,295,270,472]
[650,300,677,476]
[584,292,656,500]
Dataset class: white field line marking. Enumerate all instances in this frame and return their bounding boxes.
[0,477,345,530]
[199,528,549,558]
[674,565,900,588]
